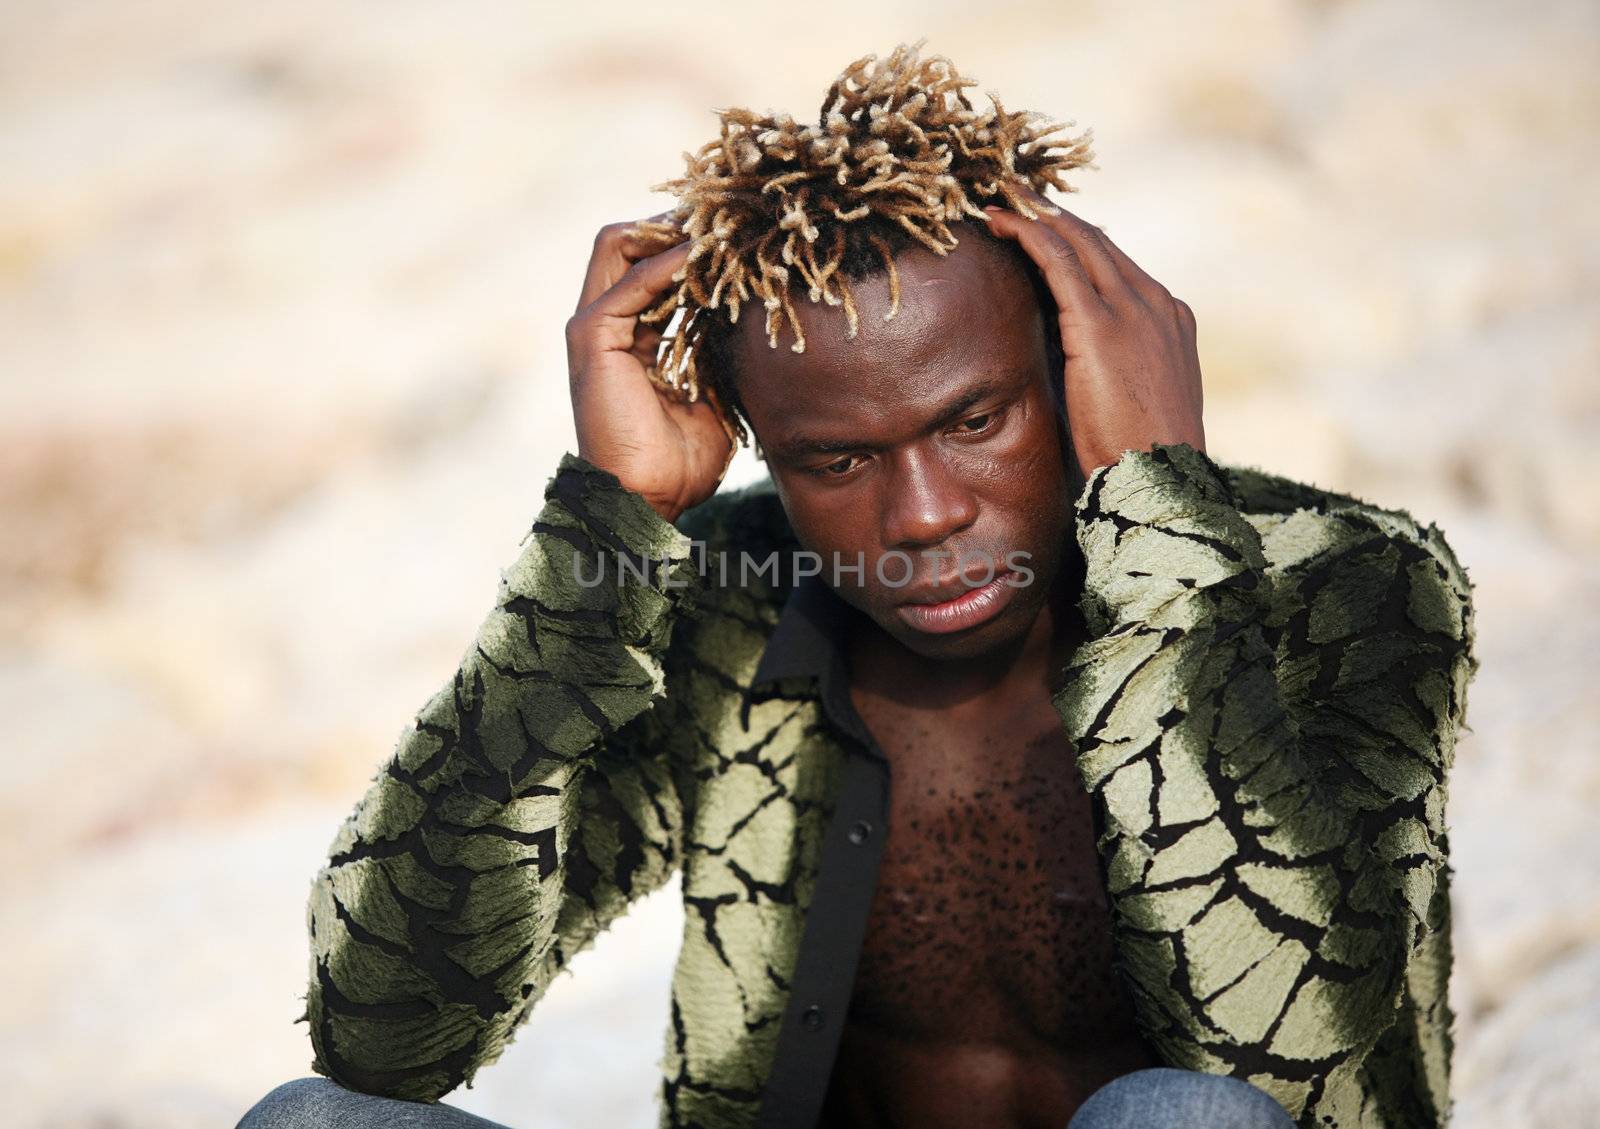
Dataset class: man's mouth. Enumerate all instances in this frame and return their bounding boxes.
[894,568,1022,635]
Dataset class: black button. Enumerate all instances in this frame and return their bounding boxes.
[847,820,873,845]
[801,1004,826,1030]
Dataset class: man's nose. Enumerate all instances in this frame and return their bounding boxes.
[880,447,978,550]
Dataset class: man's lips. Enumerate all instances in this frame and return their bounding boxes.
[894,568,1022,635]
[896,560,1013,606]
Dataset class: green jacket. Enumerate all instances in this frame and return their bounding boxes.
[302,442,1477,1129]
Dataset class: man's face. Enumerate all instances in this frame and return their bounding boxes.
[730,224,1078,662]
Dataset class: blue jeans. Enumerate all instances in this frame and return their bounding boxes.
[238,1067,1296,1128]
[1066,1068,1296,1128]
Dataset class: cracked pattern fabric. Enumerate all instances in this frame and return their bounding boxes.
[1054,444,1473,1127]
[302,443,1476,1129]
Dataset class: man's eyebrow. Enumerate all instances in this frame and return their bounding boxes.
[924,378,1011,430]
[772,375,1022,459]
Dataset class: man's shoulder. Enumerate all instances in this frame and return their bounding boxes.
[1218,458,1472,594]
[1216,457,1477,706]
[1220,458,1404,526]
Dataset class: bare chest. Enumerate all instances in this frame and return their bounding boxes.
[844,694,1142,1049]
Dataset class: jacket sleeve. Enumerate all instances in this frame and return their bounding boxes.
[302,452,704,1102]
[1053,442,1476,1123]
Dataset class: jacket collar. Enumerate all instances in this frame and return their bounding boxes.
[748,572,883,755]
[750,570,855,687]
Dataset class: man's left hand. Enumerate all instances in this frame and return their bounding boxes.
[983,186,1205,481]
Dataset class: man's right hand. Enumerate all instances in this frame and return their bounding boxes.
[567,220,735,524]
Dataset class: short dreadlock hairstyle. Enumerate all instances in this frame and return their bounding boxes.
[629,42,1096,448]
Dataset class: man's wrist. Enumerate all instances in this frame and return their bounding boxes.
[1077,431,1207,480]
[571,444,686,525]
[549,453,694,548]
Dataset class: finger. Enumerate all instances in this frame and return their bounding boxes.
[1008,187,1129,298]
[1018,187,1187,324]
[983,206,1108,329]
[583,239,694,323]
[618,210,685,259]
[575,212,681,313]
[1173,297,1197,342]
[1086,224,1176,311]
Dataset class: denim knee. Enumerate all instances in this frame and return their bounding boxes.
[235,1077,511,1129]
[237,1079,346,1129]
[1068,1066,1296,1129]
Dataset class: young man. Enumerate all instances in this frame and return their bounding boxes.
[241,46,1476,1129]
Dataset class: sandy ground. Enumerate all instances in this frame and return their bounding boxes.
[2,2,1596,1126]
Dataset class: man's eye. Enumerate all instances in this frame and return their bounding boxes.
[956,411,997,434]
[816,455,859,477]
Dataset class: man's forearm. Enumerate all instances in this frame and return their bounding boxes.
[302,453,701,1101]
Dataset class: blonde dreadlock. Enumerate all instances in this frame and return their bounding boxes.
[629,42,1095,447]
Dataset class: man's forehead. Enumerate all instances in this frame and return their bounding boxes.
[724,226,1046,452]
[732,225,1034,351]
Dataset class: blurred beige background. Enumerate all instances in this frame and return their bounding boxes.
[2,1,1596,1126]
